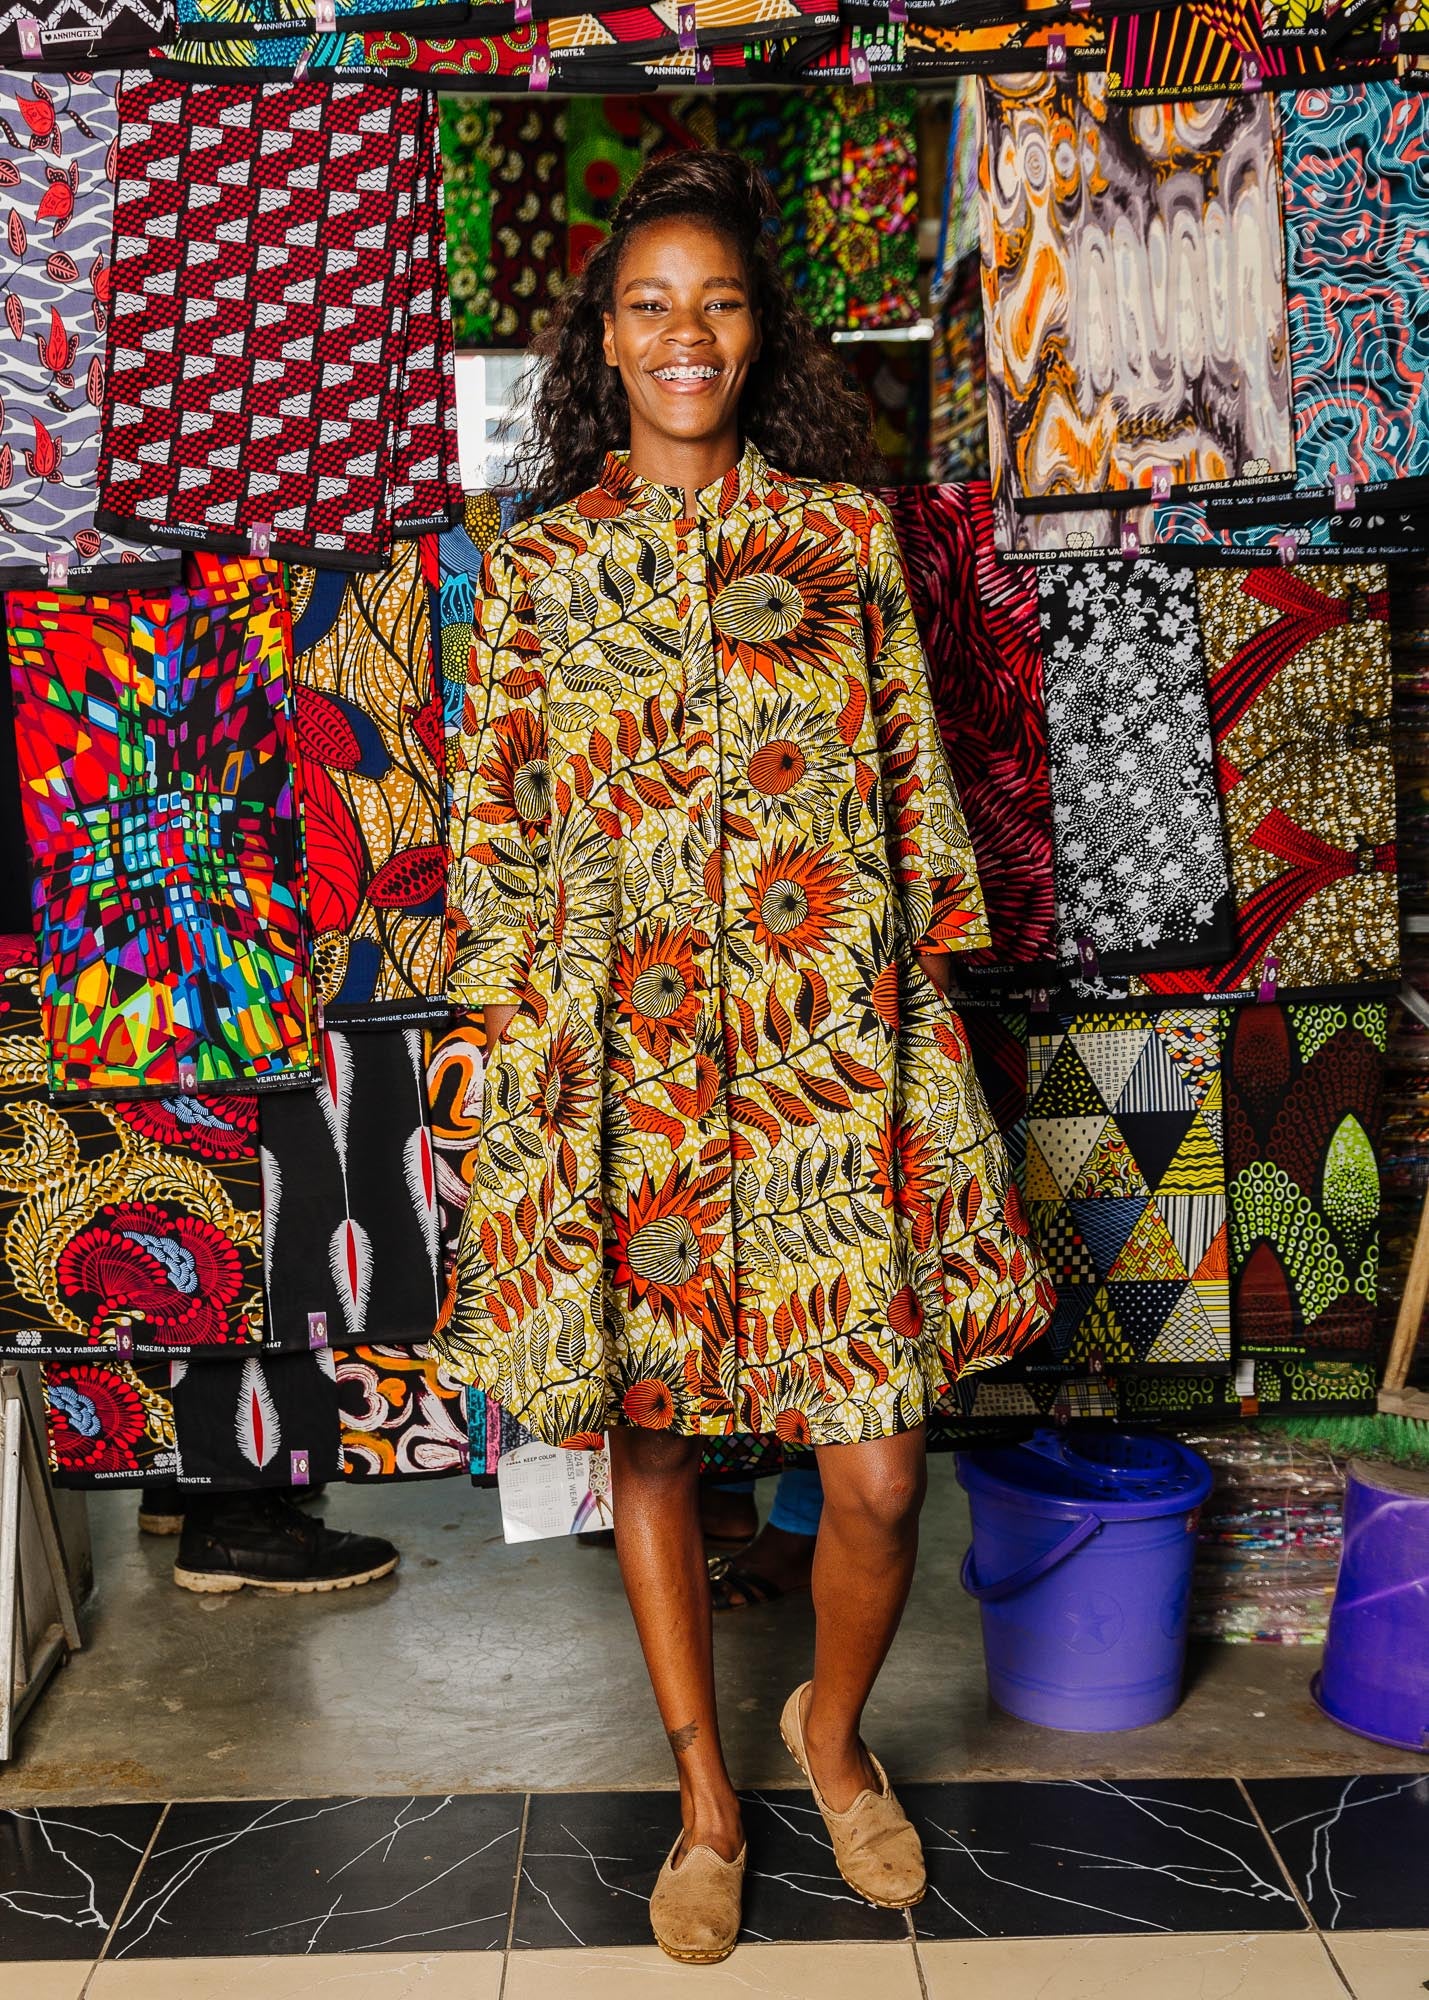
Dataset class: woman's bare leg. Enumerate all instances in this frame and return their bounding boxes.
[804,1426,928,1809]
[609,1427,744,1859]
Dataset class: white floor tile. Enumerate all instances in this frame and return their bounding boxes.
[501,1940,923,1999]
[917,1931,1347,1999]
[84,1950,504,1999]
[1326,1932,1429,2000]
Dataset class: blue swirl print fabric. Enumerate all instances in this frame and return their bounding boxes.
[1281,82,1429,505]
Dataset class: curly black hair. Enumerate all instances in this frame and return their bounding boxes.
[507,148,886,517]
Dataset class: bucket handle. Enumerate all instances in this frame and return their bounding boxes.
[960,1511,1102,1602]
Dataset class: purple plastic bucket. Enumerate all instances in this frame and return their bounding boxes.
[1312,1459,1429,1755]
[957,1431,1213,1733]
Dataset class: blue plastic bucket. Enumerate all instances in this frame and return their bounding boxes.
[956,1431,1213,1732]
[1313,1459,1429,1754]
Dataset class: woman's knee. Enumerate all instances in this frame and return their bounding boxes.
[610,1427,703,1485]
[820,1447,927,1538]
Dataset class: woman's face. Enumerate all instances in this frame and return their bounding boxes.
[602,216,760,467]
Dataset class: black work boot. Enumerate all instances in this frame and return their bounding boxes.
[173,1491,398,1595]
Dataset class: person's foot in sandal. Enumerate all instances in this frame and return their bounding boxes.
[709,1524,816,1610]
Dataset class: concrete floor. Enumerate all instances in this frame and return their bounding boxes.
[1,1460,1415,1808]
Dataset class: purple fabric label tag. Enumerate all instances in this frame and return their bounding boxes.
[678,4,696,47]
[1150,465,1172,502]
[248,520,272,557]
[1242,53,1262,88]
[1333,474,1357,512]
[114,1329,133,1360]
[46,551,70,588]
[307,1311,328,1351]
[1381,16,1400,49]
[1257,954,1280,1003]
[1075,933,1100,979]
[315,0,335,27]
[514,0,531,18]
[17,15,42,55]
[1045,30,1066,66]
[1119,523,1140,560]
[290,1448,311,1487]
[1273,532,1299,566]
[850,44,872,79]
[529,33,550,86]
[177,1062,197,1092]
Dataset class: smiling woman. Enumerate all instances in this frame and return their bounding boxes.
[437,148,1052,1969]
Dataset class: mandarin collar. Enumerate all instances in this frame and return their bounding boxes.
[589,442,772,525]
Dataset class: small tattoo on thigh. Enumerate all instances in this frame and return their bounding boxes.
[667,1721,699,1754]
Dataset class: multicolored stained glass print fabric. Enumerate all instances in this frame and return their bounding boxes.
[436,445,1052,1446]
[171,1349,342,1489]
[1135,565,1398,1003]
[96,75,430,568]
[441,98,566,348]
[336,1342,469,1478]
[1225,1002,1385,1358]
[1036,560,1235,976]
[0,70,175,590]
[1280,84,1429,505]
[259,1027,440,1352]
[6,568,315,1099]
[42,1354,175,1484]
[289,540,449,1029]
[881,482,1055,974]
[977,76,1294,550]
[1023,1010,1231,1375]
[835,86,920,331]
[0,950,264,1355]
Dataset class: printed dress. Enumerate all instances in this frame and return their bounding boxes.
[436,445,1052,1446]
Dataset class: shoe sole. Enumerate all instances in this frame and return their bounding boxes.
[653,1940,738,1965]
[172,1555,399,1596]
[138,1513,184,1537]
[779,1721,927,1911]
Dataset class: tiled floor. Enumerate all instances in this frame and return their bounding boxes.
[4,1775,1426,1997]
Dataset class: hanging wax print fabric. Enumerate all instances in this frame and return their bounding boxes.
[441,98,565,347]
[565,95,644,274]
[1136,565,1398,1003]
[424,1018,484,1279]
[1035,560,1234,976]
[0,948,264,1356]
[259,1026,440,1352]
[389,94,462,537]
[837,86,920,332]
[1105,0,1324,97]
[1225,1002,1386,1358]
[41,1354,175,1484]
[881,482,1055,975]
[977,75,1294,552]
[0,70,176,590]
[172,0,465,40]
[1024,1010,1230,1375]
[1280,84,1429,511]
[288,540,449,1029]
[171,1349,342,1488]
[335,1343,469,1478]
[96,74,428,569]
[905,14,1107,76]
[437,489,504,730]
[6,567,315,1099]
[0,0,172,63]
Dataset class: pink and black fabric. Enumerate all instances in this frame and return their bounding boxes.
[881,481,1057,976]
[258,1026,441,1354]
[96,73,429,569]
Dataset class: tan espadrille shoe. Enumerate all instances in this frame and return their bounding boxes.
[780,1681,927,1909]
[649,1833,747,1964]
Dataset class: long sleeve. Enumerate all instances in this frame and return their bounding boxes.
[863,499,992,958]
[447,541,550,1008]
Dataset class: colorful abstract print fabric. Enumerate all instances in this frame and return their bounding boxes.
[258,1026,440,1352]
[6,567,315,1098]
[881,481,1055,973]
[1036,560,1235,977]
[289,539,449,1028]
[1281,84,1429,504]
[0,950,265,1355]
[1225,1002,1385,1358]
[436,445,1051,1447]
[1024,1010,1230,1375]
[96,75,436,568]
[336,1342,469,1478]
[0,0,171,64]
[977,76,1294,551]
[0,69,173,588]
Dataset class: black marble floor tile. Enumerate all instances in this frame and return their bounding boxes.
[0,1804,163,1959]
[1247,1774,1429,1930]
[903,1779,1304,1939]
[109,1795,523,1957]
[512,1789,908,1948]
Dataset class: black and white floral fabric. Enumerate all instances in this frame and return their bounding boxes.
[1036,560,1234,977]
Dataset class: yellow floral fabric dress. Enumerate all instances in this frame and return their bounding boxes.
[436,444,1052,1445]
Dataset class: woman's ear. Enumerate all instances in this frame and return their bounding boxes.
[602,311,618,369]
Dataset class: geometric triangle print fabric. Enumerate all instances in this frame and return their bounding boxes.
[1024,1009,1231,1374]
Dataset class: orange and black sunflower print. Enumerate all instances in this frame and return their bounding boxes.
[438,445,1053,1446]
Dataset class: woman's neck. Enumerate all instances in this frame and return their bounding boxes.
[626,428,740,518]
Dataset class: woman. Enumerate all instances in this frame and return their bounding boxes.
[437,151,1050,1964]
